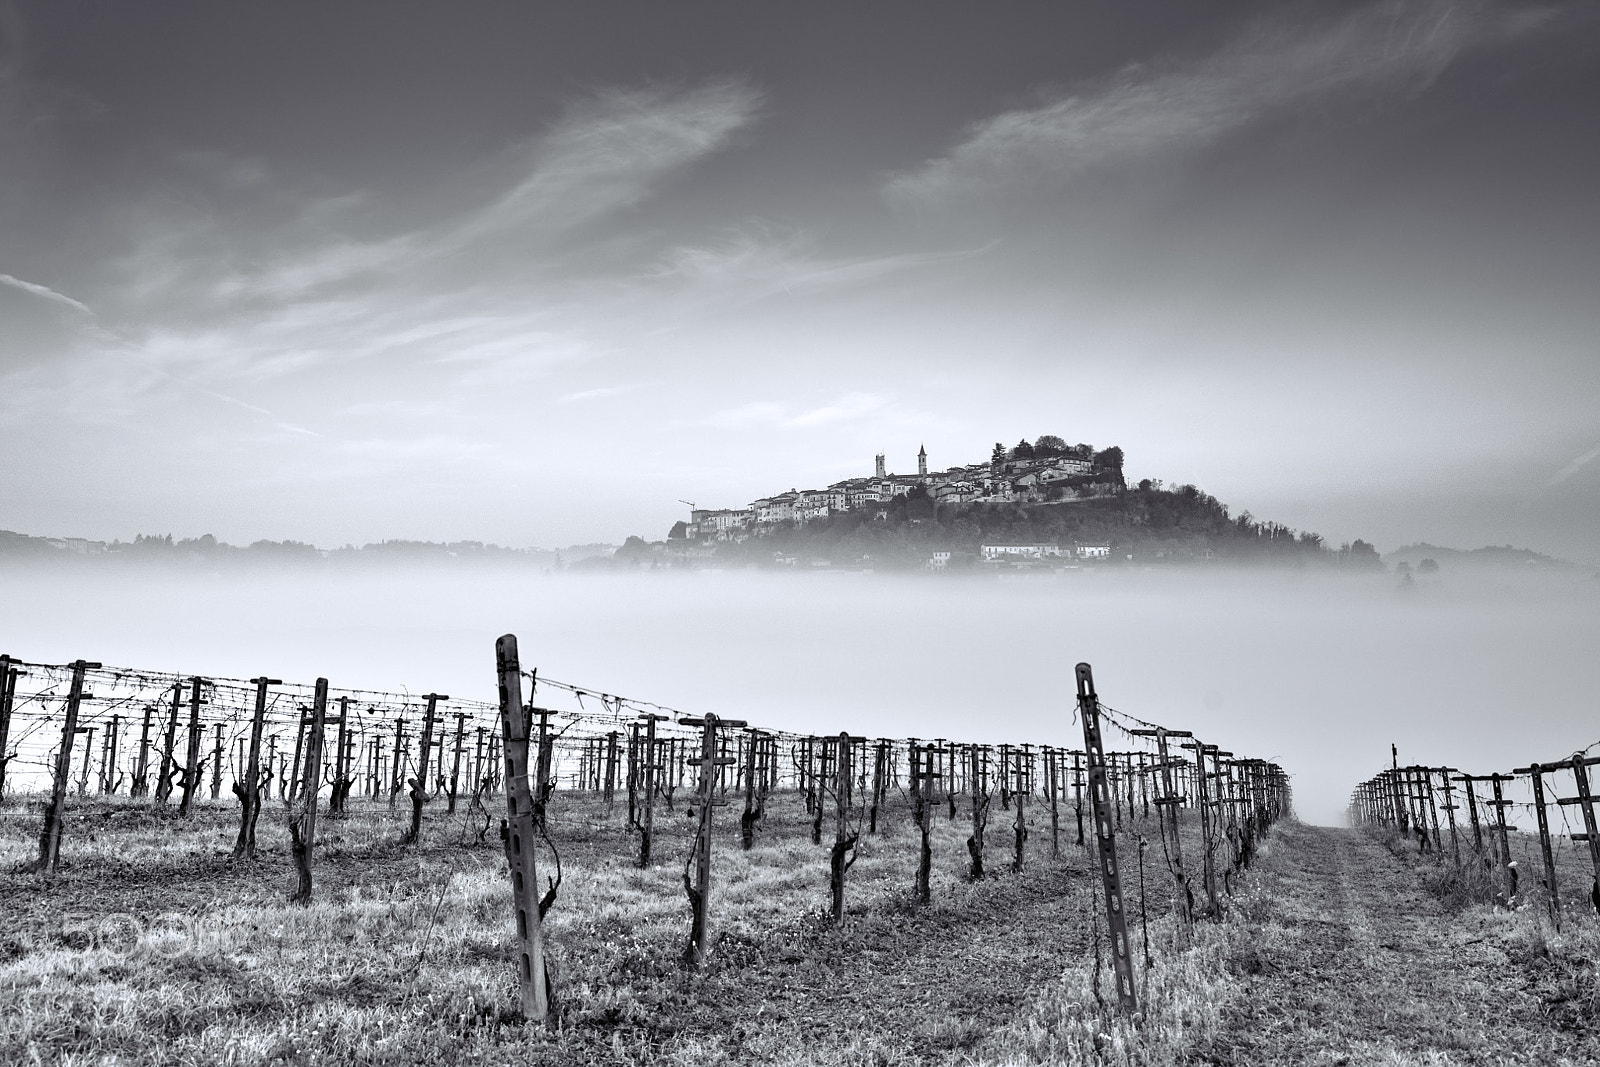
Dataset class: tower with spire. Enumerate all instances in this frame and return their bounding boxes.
[918,444,928,480]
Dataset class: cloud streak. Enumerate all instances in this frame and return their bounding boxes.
[0,272,93,315]
[886,0,1547,208]
[1547,441,1600,488]
[701,392,890,430]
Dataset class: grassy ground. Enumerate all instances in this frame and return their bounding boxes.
[1191,821,1600,1066]
[2,786,1224,1066]
[13,789,1592,1065]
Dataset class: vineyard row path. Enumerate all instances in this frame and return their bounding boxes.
[1194,821,1596,1066]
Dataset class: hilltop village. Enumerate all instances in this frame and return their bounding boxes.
[680,438,1123,542]
[657,437,1127,569]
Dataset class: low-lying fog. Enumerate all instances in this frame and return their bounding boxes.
[5,564,1598,826]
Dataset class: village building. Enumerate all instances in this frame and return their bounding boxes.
[677,442,1123,542]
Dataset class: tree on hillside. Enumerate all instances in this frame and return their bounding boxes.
[905,484,935,521]
[1093,446,1124,473]
[1009,438,1035,461]
[668,521,688,540]
[991,443,1007,471]
[1341,539,1383,570]
[615,535,652,561]
[1035,434,1067,457]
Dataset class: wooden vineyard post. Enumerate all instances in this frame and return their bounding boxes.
[801,736,816,815]
[209,722,223,799]
[38,659,99,872]
[635,713,667,867]
[969,744,990,879]
[406,693,447,844]
[495,635,550,1023]
[0,660,24,798]
[177,677,205,816]
[1421,767,1444,856]
[329,696,354,814]
[473,726,487,795]
[741,727,765,849]
[446,711,469,814]
[1076,663,1137,1014]
[1133,726,1194,924]
[940,739,953,825]
[811,736,830,846]
[102,715,122,794]
[1012,744,1030,873]
[98,721,117,793]
[76,726,95,797]
[154,680,182,804]
[389,716,406,810]
[1436,767,1462,867]
[604,730,620,811]
[869,738,889,835]
[288,678,327,904]
[682,711,745,965]
[1391,744,1407,831]
[1045,745,1060,858]
[1489,774,1515,889]
[829,732,859,927]
[1459,775,1485,860]
[1138,751,1150,818]
[1564,755,1600,914]
[1186,739,1221,917]
[1072,750,1086,848]
[1517,762,1561,926]
[626,723,640,826]
[911,741,938,904]
[233,676,278,859]
[532,705,555,827]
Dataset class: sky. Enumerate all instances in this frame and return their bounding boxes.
[2,0,1599,559]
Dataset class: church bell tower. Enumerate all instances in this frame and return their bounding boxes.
[917,444,928,479]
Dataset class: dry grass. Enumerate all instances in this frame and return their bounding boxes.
[1,787,1269,1066]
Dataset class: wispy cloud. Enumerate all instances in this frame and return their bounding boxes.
[558,384,640,404]
[886,0,1548,208]
[0,272,93,315]
[650,228,995,302]
[96,79,766,384]
[701,392,889,430]
[449,81,762,248]
[1547,441,1600,488]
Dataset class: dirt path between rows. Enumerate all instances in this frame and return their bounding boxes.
[1192,822,1598,1066]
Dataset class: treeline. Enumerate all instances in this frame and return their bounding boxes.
[0,530,559,569]
[699,482,1384,570]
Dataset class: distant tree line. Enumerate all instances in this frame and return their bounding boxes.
[0,530,555,569]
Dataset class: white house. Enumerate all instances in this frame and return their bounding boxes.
[981,543,1063,561]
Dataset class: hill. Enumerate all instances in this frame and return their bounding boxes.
[650,481,1383,572]
[1383,542,1579,572]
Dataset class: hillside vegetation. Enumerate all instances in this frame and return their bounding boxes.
[669,483,1384,571]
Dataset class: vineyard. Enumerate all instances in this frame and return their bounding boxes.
[1350,742,1600,924]
[0,638,1298,1065]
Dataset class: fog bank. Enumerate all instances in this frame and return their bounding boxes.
[4,565,1596,826]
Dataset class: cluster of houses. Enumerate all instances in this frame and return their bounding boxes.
[680,444,1119,542]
